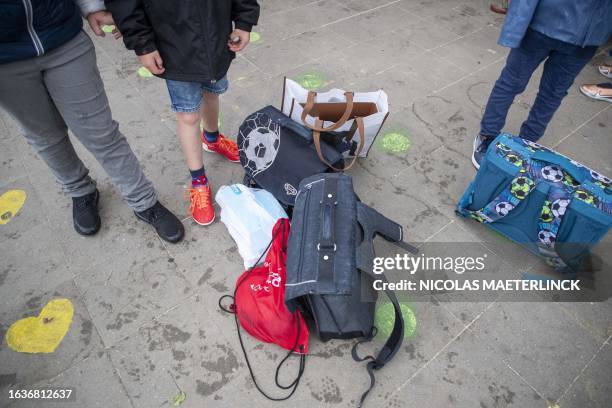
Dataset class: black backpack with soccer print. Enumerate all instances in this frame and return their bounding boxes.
[237,106,344,207]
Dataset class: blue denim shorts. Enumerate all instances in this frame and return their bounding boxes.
[165,76,229,113]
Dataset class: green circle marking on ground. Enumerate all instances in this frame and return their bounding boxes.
[381,132,411,154]
[375,302,417,339]
[101,25,116,33]
[250,32,261,43]
[296,71,326,90]
[137,66,153,78]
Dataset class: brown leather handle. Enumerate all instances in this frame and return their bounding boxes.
[313,117,365,172]
[301,91,354,132]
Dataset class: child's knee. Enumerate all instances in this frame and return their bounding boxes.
[176,111,201,127]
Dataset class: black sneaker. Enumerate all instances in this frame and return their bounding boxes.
[472,134,493,170]
[72,189,101,236]
[135,201,185,243]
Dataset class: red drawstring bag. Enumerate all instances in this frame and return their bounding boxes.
[234,218,309,353]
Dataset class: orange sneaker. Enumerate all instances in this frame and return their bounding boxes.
[202,133,240,162]
[187,184,215,225]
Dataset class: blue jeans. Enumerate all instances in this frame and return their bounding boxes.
[165,76,229,113]
[480,29,597,142]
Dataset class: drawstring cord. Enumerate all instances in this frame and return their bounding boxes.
[218,221,306,401]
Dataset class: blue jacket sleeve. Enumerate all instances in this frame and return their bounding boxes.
[497,0,540,48]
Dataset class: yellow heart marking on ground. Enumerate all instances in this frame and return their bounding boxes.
[0,189,27,225]
[5,299,74,354]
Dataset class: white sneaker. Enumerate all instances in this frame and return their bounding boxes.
[472,134,491,170]
[598,64,612,79]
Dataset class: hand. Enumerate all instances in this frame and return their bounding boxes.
[86,11,122,39]
[227,29,250,52]
[138,50,165,75]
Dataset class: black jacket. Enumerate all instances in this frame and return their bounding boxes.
[105,0,259,82]
[0,0,95,64]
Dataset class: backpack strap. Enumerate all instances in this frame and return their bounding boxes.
[352,202,413,407]
[356,202,418,255]
[352,269,404,408]
[318,177,339,283]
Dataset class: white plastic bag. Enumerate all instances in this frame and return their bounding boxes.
[215,184,288,268]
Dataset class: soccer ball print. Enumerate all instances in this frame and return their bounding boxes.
[238,113,281,176]
[494,202,514,216]
[541,165,564,183]
[551,198,570,218]
[538,230,556,247]
[510,176,534,200]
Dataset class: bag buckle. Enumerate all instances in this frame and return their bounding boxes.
[317,243,337,252]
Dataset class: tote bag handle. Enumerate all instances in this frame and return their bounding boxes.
[313,117,365,172]
[301,91,355,132]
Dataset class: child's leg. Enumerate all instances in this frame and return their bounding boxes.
[200,79,240,163]
[177,111,205,173]
[479,30,550,139]
[201,91,220,142]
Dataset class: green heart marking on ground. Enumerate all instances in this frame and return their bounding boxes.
[137,66,153,78]
[296,71,326,90]
[250,32,261,44]
[375,302,417,339]
[381,132,411,154]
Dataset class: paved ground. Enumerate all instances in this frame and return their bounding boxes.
[1,0,611,407]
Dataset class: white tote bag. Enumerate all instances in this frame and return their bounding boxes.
[281,77,389,160]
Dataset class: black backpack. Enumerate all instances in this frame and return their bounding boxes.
[285,173,418,406]
[237,106,344,208]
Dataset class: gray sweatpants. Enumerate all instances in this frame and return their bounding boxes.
[0,31,157,212]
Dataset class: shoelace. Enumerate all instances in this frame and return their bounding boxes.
[216,137,237,154]
[187,187,210,212]
[75,194,96,210]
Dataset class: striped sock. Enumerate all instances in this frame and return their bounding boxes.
[190,167,208,187]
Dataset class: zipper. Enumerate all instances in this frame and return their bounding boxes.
[195,2,216,81]
[22,0,44,56]
[296,186,311,283]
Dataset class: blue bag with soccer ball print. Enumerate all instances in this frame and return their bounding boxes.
[456,133,612,273]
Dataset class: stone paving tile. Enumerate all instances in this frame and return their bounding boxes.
[329,3,421,44]
[469,302,605,401]
[399,0,464,19]
[394,51,469,89]
[452,0,507,28]
[0,139,26,187]
[354,106,444,176]
[432,26,507,72]
[243,27,354,76]
[263,0,355,39]
[370,328,545,408]
[73,236,191,347]
[423,7,485,37]
[386,18,461,51]
[409,92,484,159]
[0,280,104,403]
[6,351,131,408]
[1,1,611,408]
[0,224,71,306]
[558,342,612,408]
[578,106,612,149]
[0,177,47,244]
[555,131,612,176]
[357,171,453,243]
